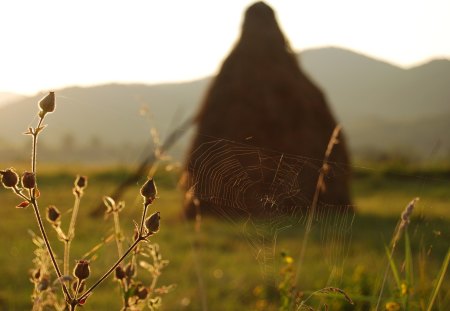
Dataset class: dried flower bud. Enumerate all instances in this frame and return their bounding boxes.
[32,268,41,281]
[46,205,61,224]
[124,262,135,278]
[37,277,50,291]
[73,260,90,280]
[0,168,19,188]
[38,92,55,115]
[21,172,36,189]
[136,284,149,300]
[114,266,126,280]
[144,212,160,234]
[75,175,88,190]
[72,280,85,293]
[140,178,157,205]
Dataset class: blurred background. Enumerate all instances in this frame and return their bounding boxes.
[1,0,450,164]
[0,1,449,310]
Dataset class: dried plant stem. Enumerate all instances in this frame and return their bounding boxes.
[31,117,43,174]
[65,193,82,276]
[139,203,150,237]
[113,211,124,258]
[375,198,419,310]
[294,125,341,286]
[30,117,72,302]
[77,237,143,303]
[30,199,71,300]
[76,202,151,305]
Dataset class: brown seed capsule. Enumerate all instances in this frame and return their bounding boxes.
[37,277,50,291]
[71,280,85,293]
[124,262,135,278]
[21,172,36,189]
[144,212,160,234]
[73,260,90,280]
[136,285,149,300]
[0,168,19,188]
[38,92,55,114]
[140,178,157,205]
[114,266,126,280]
[46,205,61,224]
[32,268,41,281]
[75,175,88,190]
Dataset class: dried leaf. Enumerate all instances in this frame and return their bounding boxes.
[16,201,30,208]
[35,124,48,134]
[23,127,33,135]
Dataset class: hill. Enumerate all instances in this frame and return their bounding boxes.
[1,47,449,162]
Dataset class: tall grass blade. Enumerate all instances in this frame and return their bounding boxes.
[385,245,402,291]
[404,230,414,287]
[426,248,450,311]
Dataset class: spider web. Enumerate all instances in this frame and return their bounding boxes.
[185,137,355,283]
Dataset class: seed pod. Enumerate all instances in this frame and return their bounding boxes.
[75,175,88,190]
[46,205,61,225]
[140,178,157,205]
[21,171,36,189]
[32,268,41,281]
[136,285,148,300]
[124,262,135,278]
[72,280,85,293]
[73,260,90,280]
[114,266,126,280]
[0,168,19,188]
[37,277,50,291]
[144,212,160,234]
[38,92,55,114]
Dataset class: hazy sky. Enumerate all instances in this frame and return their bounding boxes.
[1,0,449,95]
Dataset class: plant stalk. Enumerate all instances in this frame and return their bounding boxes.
[65,193,82,276]
[30,116,72,302]
[77,237,143,302]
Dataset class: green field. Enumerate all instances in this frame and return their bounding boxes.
[0,165,449,310]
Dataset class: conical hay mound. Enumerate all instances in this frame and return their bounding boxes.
[183,1,352,219]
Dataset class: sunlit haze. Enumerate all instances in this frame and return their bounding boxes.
[1,0,449,95]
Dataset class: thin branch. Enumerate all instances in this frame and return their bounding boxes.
[65,192,82,276]
[29,115,72,302]
[30,198,72,301]
[77,237,143,303]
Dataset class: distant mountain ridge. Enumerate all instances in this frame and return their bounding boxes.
[1,47,449,162]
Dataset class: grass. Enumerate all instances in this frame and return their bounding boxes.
[0,165,449,310]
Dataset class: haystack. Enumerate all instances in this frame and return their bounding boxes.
[183,2,352,218]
